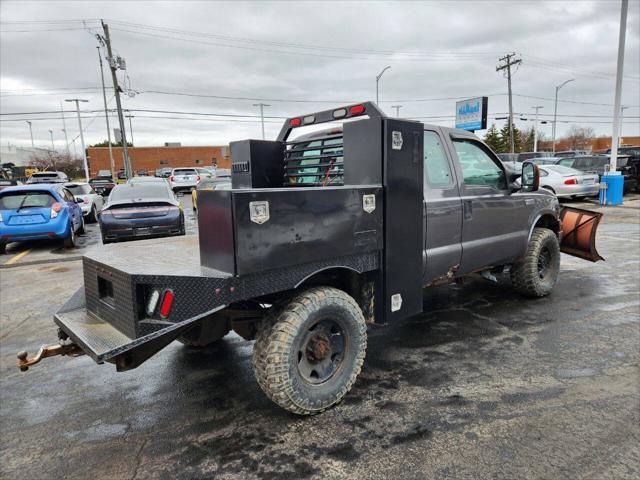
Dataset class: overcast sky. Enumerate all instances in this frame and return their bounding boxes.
[1,0,639,152]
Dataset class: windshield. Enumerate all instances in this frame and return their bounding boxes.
[109,184,172,202]
[173,169,197,175]
[0,191,57,209]
[545,165,583,175]
[66,184,92,195]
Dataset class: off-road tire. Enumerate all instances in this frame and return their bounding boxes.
[252,287,367,415]
[87,205,98,223]
[63,224,77,249]
[510,227,560,297]
[179,316,231,347]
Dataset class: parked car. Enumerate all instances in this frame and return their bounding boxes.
[552,150,589,158]
[195,167,214,179]
[0,184,84,253]
[556,155,636,192]
[497,153,518,164]
[26,171,69,184]
[127,176,168,185]
[530,157,561,165]
[117,170,127,184]
[136,170,149,176]
[99,182,185,244]
[606,146,640,192]
[536,165,600,199]
[169,167,201,191]
[97,170,113,181]
[0,178,22,191]
[191,170,231,211]
[88,178,116,197]
[159,167,172,178]
[65,183,104,223]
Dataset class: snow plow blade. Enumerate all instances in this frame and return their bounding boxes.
[560,206,604,262]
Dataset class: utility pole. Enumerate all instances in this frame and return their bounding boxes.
[253,103,270,140]
[376,66,391,106]
[531,105,543,152]
[66,99,90,182]
[25,121,34,148]
[96,44,116,180]
[391,105,402,117]
[610,0,628,172]
[60,101,70,155]
[496,53,522,154]
[552,79,574,153]
[126,112,135,146]
[101,20,132,179]
[619,105,629,147]
[48,129,57,170]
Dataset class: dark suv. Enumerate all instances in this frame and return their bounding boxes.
[556,155,636,193]
[607,146,640,192]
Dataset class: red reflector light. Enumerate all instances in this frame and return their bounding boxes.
[290,117,302,127]
[52,202,62,212]
[159,290,174,318]
[564,178,578,185]
[349,104,366,116]
[169,176,174,182]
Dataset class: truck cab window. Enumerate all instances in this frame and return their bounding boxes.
[453,139,505,189]
[423,131,453,188]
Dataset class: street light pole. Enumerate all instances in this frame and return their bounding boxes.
[60,101,70,155]
[48,129,57,170]
[26,121,34,148]
[552,79,574,153]
[126,112,135,146]
[253,103,270,140]
[391,105,402,117]
[610,0,629,172]
[375,66,391,105]
[531,105,543,152]
[66,99,90,182]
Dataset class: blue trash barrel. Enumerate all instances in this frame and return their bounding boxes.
[599,173,624,206]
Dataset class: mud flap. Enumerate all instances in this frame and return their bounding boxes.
[559,206,604,262]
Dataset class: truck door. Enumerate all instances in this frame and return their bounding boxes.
[422,130,463,284]
[448,136,525,273]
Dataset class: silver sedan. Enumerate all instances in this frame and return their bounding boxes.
[538,165,599,198]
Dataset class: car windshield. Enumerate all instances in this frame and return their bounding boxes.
[173,169,197,175]
[545,165,584,175]
[66,184,92,195]
[0,191,57,209]
[31,173,59,178]
[109,184,172,202]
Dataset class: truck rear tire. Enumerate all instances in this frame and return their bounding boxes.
[510,227,560,297]
[252,287,367,415]
[178,316,231,347]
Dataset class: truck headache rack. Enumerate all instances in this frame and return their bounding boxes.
[284,131,344,186]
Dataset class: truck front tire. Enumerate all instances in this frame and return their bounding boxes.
[252,287,367,415]
[510,227,560,297]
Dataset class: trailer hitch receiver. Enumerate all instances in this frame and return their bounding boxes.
[17,343,85,372]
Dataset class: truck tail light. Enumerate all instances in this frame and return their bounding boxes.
[349,104,366,116]
[290,118,301,127]
[564,178,578,185]
[50,202,62,219]
[159,290,174,318]
[146,289,160,316]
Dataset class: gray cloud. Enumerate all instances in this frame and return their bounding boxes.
[1,0,638,152]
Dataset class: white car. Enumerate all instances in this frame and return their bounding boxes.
[538,165,600,198]
[169,168,201,191]
[65,183,104,223]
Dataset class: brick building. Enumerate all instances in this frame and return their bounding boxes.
[86,145,230,177]
[538,136,640,153]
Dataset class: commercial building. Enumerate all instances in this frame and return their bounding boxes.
[0,144,50,167]
[86,145,231,177]
[538,136,640,153]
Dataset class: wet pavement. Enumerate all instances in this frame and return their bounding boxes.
[0,197,638,479]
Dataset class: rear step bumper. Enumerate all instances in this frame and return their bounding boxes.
[54,286,226,371]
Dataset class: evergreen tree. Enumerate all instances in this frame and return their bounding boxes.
[483,123,503,153]
[519,126,536,152]
[499,123,521,153]
[89,140,133,148]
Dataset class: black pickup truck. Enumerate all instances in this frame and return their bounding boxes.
[18,102,603,415]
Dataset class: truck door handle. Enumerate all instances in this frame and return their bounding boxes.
[463,200,473,220]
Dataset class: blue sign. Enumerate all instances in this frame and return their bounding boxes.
[455,97,488,131]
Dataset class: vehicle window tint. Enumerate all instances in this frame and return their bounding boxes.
[558,159,574,167]
[67,184,91,195]
[60,189,75,202]
[539,169,549,177]
[110,184,172,201]
[0,191,56,209]
[423,131,453,188]
[173,169,197,175]
[453,139,505,189]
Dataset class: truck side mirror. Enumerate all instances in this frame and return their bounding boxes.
[521,161,540,192]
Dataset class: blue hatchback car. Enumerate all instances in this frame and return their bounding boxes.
[0,184,85,254]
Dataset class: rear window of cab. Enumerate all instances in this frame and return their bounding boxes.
[0,191,57,209]
[173,169,197,175]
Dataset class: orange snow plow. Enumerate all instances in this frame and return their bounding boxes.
[560,206,604,262]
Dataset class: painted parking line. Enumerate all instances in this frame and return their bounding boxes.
[4,249,31,266]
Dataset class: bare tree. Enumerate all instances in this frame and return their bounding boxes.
[563,125,596,150]
[29,152,85,179]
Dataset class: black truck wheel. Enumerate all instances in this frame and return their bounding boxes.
[510,227,560,297]
[178,316,231,347]
[252,287,367,415]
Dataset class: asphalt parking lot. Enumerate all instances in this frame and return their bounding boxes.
[1,195,639,480]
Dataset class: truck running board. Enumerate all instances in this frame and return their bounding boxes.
[52,287,227,371]
[559,206,604,262]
